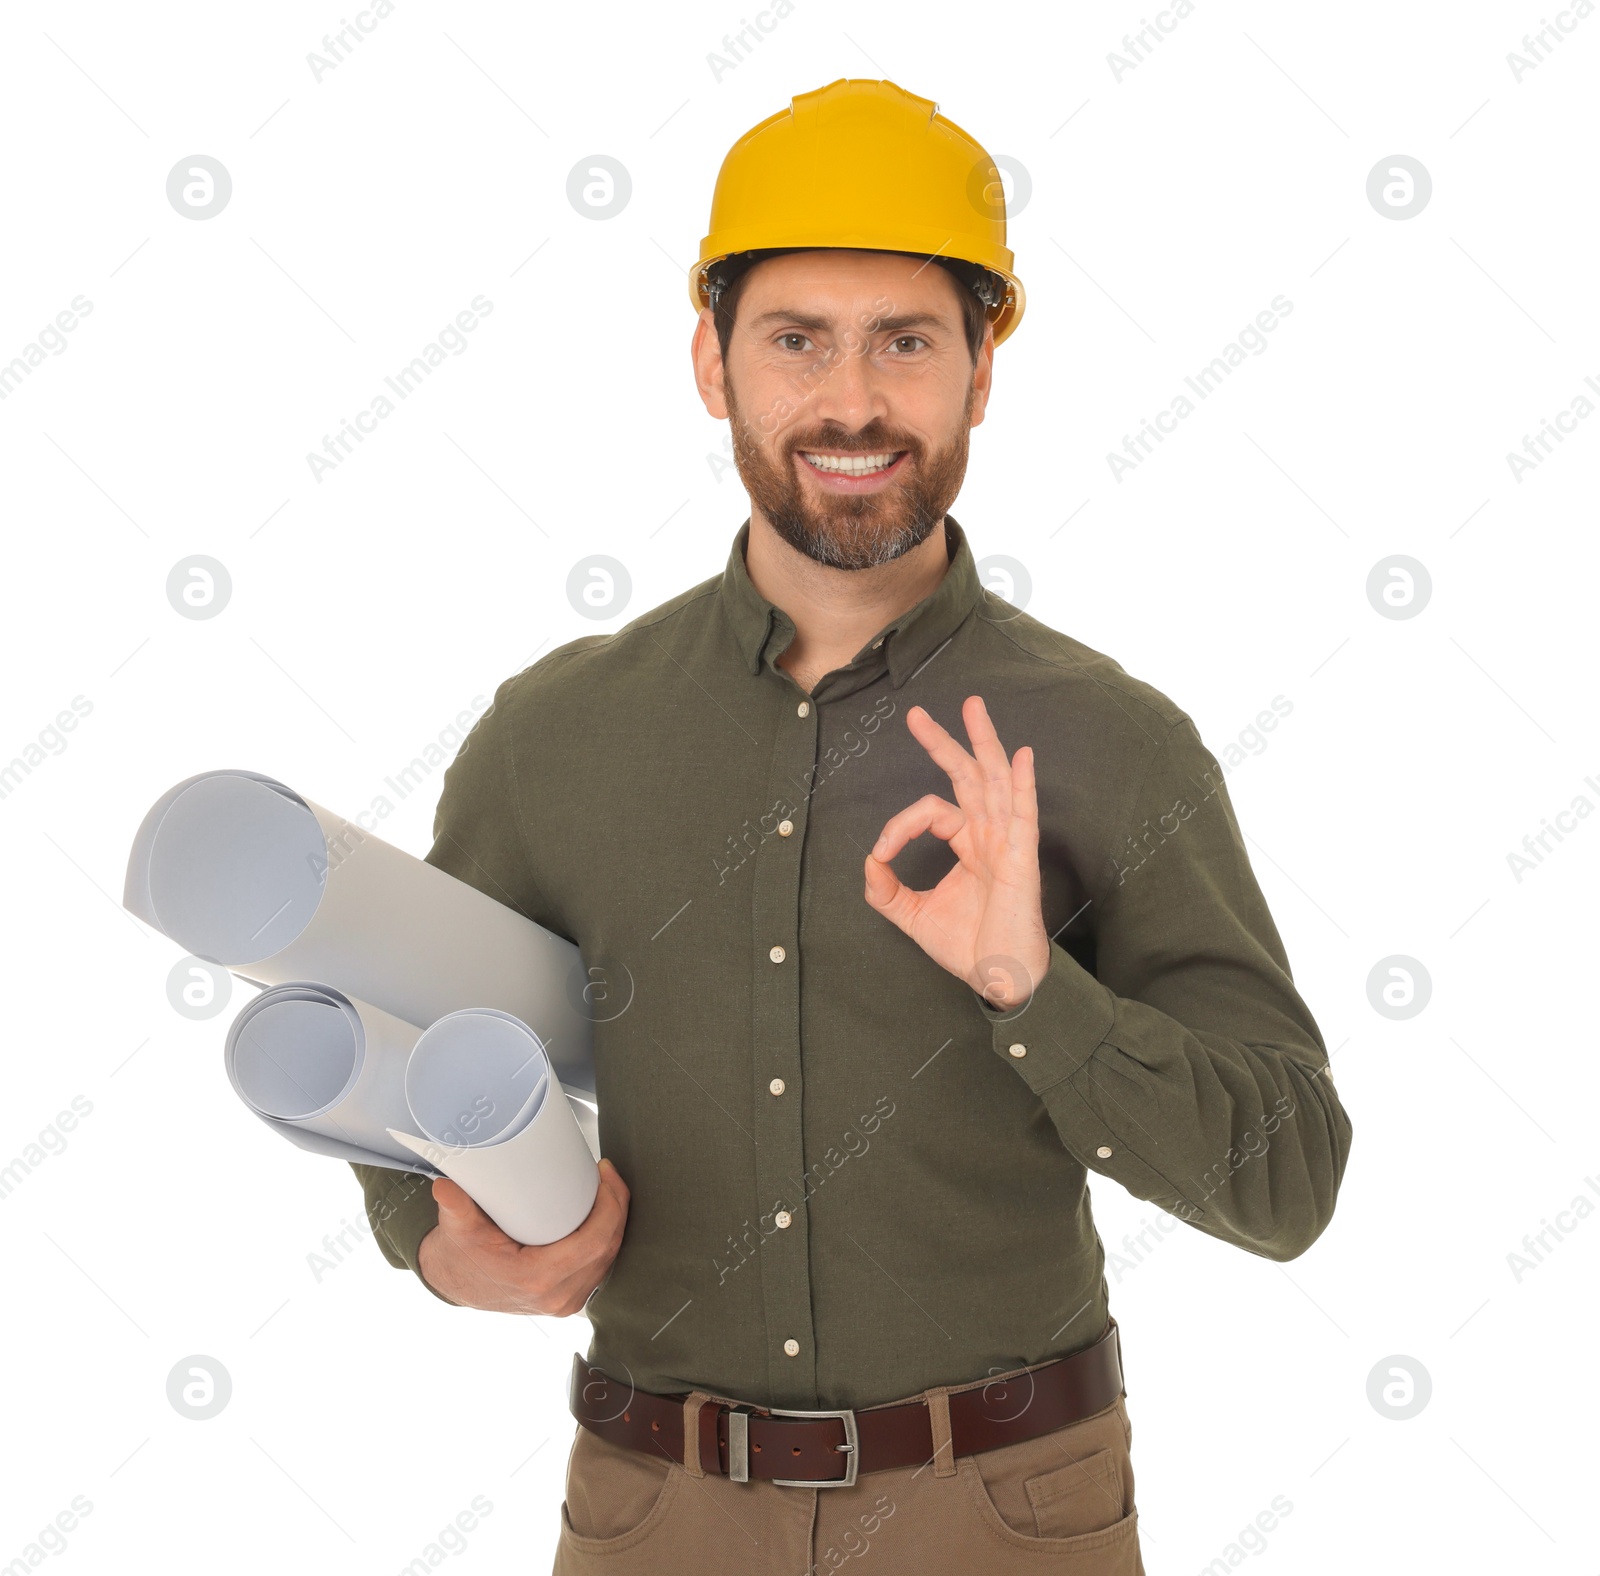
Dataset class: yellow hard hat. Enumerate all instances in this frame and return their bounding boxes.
[691,78,1025,347]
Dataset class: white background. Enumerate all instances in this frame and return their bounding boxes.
[1,1,1595,1571]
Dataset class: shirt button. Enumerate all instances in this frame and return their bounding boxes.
[1008,1043,1027,1058]
[774,1210,792,1229]
[783,1339,800,1357]
[1096,1145,1114,1159]
[769,1078,786,1095]
[797,700,810,717]
[778,819,794,837]
[769,945,786,963]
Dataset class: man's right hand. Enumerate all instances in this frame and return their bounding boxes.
[416,1157,630,1314]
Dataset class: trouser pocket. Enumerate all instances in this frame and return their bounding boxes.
[556,1424,681,1565]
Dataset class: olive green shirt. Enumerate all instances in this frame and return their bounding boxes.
[352,514,1352,1411]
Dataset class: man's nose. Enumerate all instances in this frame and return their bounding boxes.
[805,334,889,435]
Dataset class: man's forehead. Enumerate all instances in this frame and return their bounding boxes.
[739,251,961,321]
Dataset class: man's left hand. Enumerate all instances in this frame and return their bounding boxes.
[864,695,1050,1011]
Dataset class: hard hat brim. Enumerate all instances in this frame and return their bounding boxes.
[690,244,1025,349]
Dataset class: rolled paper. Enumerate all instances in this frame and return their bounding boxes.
[388,1008,600,1246]
[124,769,596,1102]
[223,982,434,1174]
[567,1094,600,1165]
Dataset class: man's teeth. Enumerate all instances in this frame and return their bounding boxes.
[802,451,901,475]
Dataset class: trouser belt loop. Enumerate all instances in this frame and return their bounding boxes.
[681,1390,713,1478]
[924,1385,958,1478]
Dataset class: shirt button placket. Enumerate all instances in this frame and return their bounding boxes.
[749,680,817,1402]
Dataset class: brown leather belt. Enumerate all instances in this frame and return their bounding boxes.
[568,1319,1124,1487]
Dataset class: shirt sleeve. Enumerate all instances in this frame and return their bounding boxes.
[975,714,1353,1261]
[349,1160,458,1305]
[348,670,557,1301]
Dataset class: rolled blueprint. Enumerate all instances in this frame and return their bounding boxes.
[222,983,602,1175]
[223,982,438,1177]
[124,769,596,1102]
[387,1008,600,1246]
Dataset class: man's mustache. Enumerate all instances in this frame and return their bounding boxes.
[785,434,918,457]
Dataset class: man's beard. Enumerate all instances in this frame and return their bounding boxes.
[725,376,975,571]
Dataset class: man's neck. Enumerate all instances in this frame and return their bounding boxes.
[744,512,953,693]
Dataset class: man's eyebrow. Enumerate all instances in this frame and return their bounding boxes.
[746,308,952,334]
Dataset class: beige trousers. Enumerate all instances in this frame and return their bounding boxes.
[552,1358,1144,1574]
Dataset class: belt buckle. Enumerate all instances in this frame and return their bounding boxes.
[766,1405,859,1488]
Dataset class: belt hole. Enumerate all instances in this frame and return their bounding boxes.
[792,1446,802,1456]
[650,1420,659,1431]
[752,1444,761,1453]
[622,1411,630,1423]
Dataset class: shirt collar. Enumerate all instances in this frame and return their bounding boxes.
[720,514,982,689]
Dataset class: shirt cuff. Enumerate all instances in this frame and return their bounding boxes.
[973,939,1117,1093]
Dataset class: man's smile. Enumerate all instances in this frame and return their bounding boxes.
[795,449,910,490]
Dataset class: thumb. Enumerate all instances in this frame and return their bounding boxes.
[863,851,909,920]
[594,1157,627,1201]
[431,1175,483,1222]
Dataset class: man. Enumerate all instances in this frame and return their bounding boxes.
[351,78,1352,1574]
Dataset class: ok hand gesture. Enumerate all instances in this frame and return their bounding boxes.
[863,696,1051,1011]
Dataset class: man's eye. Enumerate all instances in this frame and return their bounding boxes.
[888,335,927,354]
[778,333,815,352]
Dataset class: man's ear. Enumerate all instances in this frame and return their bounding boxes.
[691,308,730,420]
[968,321,996,430]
